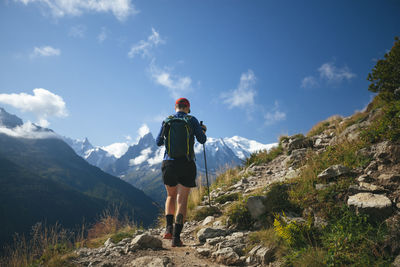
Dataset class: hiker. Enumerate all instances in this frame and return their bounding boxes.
[156,97,207,247]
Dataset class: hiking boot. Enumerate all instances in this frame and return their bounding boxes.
[163,226,173,239]
[171,238,183,247]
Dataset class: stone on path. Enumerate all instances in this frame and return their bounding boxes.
[131,234,162,249]
[197,228,227,243]
[347,193,392,219]
[125,256,172,267]
[318,164,351,180]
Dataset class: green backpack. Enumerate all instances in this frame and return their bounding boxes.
[163,115,192,159]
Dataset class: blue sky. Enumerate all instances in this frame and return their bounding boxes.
[0,0,399,147]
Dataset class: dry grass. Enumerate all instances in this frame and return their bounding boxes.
[211,166,242,191]
[0,206,138,266]
[307,115,343,137]
[0,222,80,267]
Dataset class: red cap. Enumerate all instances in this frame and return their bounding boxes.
[175,98,190,108]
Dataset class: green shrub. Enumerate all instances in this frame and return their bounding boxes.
[321,206,391,266]
[273,213,318,249]
[214,192,240,204]
[361,99,400,143]
[227,200,253,230]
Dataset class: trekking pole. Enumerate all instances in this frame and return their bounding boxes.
[200,121,211,207]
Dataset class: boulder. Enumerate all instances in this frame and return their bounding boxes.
[196,247,211,257]
[197,228,227,242]
[256,246,275,265]
[212,247,240,265]
[347,193,393,219]
[202,216,215,226]
[246,196,267,219]
[317,165,352,180]
[370,141,400,164]
[130,234,162,249]
[125,256,171,267]
[288,148,307,166]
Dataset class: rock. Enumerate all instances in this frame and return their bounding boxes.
[130,234,162,249]
[212,247,240,265]
[317,164,352,180]
[392,254,400,267]
[378,173,400,183]
[246,196,267,219]
[202,216,215,226]
[205,236,225,246]
[104,238,114,247]
[287,136,313,153]
[349,182,385,193]
[197,228,227,242]
[357,174,373,183]
[288,148,308,166]
[365,161,378,173]
[125,256,171,267]
[256,246,275,265]
[347,193,393,219]
[213,220,224,227]
[196,247,211,257]
[371,141,400,164]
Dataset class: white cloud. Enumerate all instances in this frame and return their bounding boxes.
[31,46,60,58]
[301,76,318,88]
[0,121,59,139]
[102,142,129,158]
[149,63,192,99]
[138,124,150,137]
[147,147,164,165]
[301,62,356,88]
[69,24,86,38]
[0,88,68,127]
[128,28,164,59]
[264,101,286,126]
[15,0,138,21]
[129,147,152,166]
[98,27,108,43]
[318,62,356,83]
[221,69,256,109]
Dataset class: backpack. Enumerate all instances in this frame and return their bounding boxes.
[162,115,193,159]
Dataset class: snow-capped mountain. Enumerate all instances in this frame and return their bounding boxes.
[65,131,277,204]
[62,137,94,158]
[0,107,23,128]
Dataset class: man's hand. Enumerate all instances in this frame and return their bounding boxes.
[201,124,207,133]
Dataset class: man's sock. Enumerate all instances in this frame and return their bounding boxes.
[166,214,174,233]
[174,213,184,238]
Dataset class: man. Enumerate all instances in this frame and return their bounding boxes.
[156,98,207,247]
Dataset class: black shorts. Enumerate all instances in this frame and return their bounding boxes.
[161,159,197,188]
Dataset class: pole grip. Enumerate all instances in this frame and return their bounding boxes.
[200,121,203,126]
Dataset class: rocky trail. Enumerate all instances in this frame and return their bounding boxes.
[71,110,400,266]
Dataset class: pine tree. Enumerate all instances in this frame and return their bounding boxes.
[367,37,400,95]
